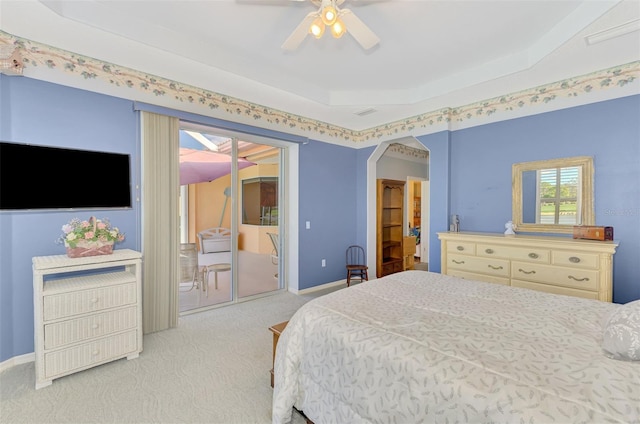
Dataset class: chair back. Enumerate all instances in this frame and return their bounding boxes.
[197,227,232,253]
[346,245,366,266]
[267,232,279,257]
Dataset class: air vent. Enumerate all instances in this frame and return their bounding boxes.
[354,108,377,117]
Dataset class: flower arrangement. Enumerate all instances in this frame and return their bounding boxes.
[58,216,125,257]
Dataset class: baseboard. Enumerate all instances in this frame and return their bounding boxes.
[292,279,347,295]
[0,352,35,373]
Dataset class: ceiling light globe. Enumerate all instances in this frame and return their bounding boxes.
[309,18,325,39]
[321,6,337,26]
[331,18,346,38]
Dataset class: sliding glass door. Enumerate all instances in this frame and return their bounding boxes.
[236,143,283,299]
[178,123,283,314]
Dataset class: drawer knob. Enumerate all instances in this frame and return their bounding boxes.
[485,248,494,254]
[569,256,581,263]
[452,259,465,264]
[92,324,99,329]
[456,246,464,251]
[518,268,536,275]
[528,253,539,259]
[90,298,99,304]
[92,350,100,356]
[568,275,589,282]
[488,265,503,270]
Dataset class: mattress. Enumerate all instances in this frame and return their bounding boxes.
[272,271,639,424]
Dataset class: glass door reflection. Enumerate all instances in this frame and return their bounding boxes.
[236,143,282,299]
[178,134,235,313]
[178,125,284,314]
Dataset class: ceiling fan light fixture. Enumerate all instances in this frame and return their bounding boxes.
[331,18,346,38]
[281,0,379,51]
[320,0,337,26]
[309,17,325,39]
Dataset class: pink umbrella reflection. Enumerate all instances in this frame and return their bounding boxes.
[179,148,255,186]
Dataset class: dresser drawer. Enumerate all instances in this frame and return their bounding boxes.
[447,242,475,255]
[512,261,599,291]
[43,283,137,322]
[448,254,510,278]
[448,269,510,285]
[382,260,403,275]
[477,244,550,263]
[44,330,138,379]
[552,251,599,269]
[511,280,599,300]
[44,306,138,350]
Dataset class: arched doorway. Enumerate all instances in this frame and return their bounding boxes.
[366,137,430,277]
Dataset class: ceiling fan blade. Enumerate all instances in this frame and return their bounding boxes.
[339,8,380,50]
[236,0,306,4]
[281,11,318,51]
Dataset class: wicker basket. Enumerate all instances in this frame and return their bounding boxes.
[65,216,115,258]
[66,240,114,258]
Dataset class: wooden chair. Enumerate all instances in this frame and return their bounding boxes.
[346,245,368,287]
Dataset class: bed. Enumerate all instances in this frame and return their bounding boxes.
[272,271,640,424]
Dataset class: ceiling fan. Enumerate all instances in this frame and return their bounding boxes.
[281,0,380,51]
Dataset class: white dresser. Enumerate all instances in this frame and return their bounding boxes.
[32,249,143,389]
[438,232,618,302]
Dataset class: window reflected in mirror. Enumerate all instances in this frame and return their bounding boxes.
[513,156,593,234]
[522,166,581,225]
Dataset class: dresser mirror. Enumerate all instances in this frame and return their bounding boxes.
[512,156,594,234]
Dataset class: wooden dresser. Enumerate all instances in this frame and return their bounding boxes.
[438,232,618,301]
[32,249,143,389]
[403,235,416,270]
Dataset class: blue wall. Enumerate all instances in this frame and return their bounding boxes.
[298,140,359,289]
[1,75,639,364]
[0,77,142,362]
[415,131,452,272]
[447,95,640,303]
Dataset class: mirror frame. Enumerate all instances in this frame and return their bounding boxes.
[512,156,594,234]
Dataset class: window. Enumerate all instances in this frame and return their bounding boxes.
[242,177,278,225]
[537,166,581,225]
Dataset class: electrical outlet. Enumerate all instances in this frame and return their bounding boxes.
[306,221,311,229]
[321,259,326,267]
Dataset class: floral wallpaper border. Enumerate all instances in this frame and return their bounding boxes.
[387,143,429,160]
[1,31,638,144]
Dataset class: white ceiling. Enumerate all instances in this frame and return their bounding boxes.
[1,0,639,130]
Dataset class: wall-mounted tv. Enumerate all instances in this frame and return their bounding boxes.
[0,141,132,211]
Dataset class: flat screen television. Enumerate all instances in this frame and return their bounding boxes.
[0,141,132,210]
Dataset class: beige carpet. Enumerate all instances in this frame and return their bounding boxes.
[0,290,334,424]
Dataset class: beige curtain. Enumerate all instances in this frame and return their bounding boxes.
[141,111,180,333]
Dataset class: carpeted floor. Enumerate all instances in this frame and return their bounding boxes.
[0,290,333,424]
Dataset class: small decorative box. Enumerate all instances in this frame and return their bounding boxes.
[573,226,614,241]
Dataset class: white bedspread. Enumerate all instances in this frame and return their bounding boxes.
[273,271,640,424]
